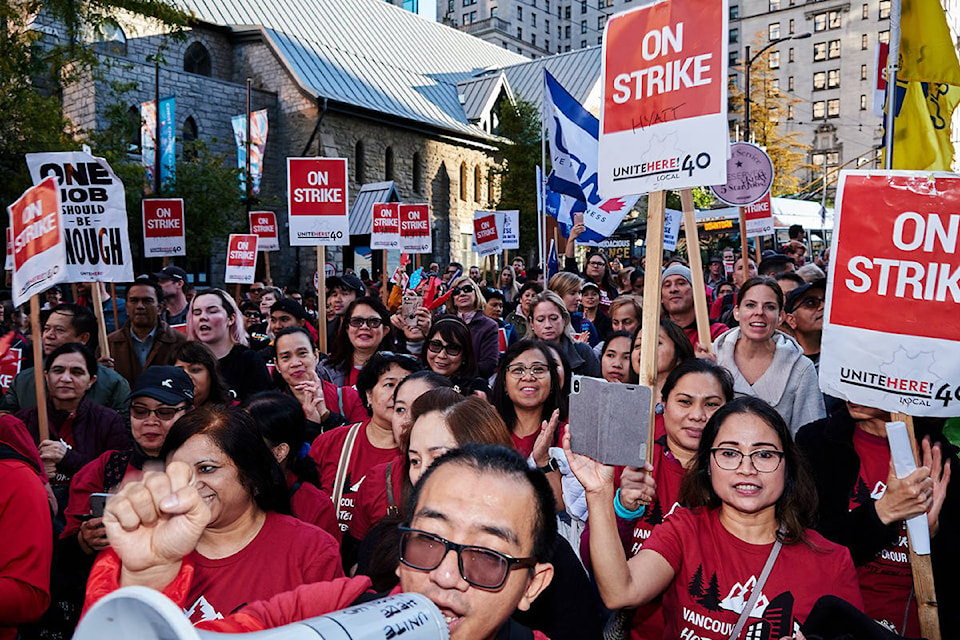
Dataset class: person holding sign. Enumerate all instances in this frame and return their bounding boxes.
[713,277,825,435]
[566,396,863,640]
[796,404,958,636]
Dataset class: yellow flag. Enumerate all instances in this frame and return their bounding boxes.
[892,81,960,170]
[899,0,960,85]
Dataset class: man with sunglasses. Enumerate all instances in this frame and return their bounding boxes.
[85,444,555,639]
[784,278,826,368]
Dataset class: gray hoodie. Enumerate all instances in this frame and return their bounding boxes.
[713,328,825,435]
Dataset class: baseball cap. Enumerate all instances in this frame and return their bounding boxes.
[327,273,365,295]
[581,281,600,292]
[128,366,194,405]
[270,297,308,320]
[154,266,187,282]
[784,278,827,313]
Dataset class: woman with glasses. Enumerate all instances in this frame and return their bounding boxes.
[564,222,620,312]
[567,396,863,639]
[713,277,825,435]
[421,316,490,398]
[443,275,499,378]
[187,288,272,402]
[527,290,601,377]
[318,297,393,388]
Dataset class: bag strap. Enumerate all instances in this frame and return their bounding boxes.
[337,386,345,415]
[385,460,399,517]
[331,422,363,514]
[728,527,785,640]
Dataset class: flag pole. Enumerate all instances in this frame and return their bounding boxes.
[883,0,902,169]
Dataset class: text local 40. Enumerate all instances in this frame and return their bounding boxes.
[845,212,960,302]
[611,23,713,103]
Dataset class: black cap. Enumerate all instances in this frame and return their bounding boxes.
[270,297,308,321]
[154,266,187,282]
[785,277,827,313]
[708,255,723,264]
[128,366,194,405]
[327,273,365,295]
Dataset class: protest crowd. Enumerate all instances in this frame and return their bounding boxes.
[1,227,957,640]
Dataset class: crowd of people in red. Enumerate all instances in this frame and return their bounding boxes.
[0,230,956,640]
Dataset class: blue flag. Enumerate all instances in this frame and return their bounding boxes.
[546,238,560,283]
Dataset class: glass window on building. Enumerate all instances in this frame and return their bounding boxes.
[813,71,826,90]
[827,98,840,117]
[813,42,827,60]
[769,23,780,40]
[813,101,826,118]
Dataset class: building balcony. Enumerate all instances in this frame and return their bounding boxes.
[463,16,512,36]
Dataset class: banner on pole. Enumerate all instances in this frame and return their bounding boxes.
[224,234,258,284]
[5,228,12,271]
[399,204,432,253]
[371,203,401,250]
[287,157,350,246]
[26,151,135,283]
[663,208,682,251]
[7,177,68,307]
[820,171,960,416]
[710,142,773,206]
[142,199,186,257]
[502,210,520,250]
[473,210,504,257]
[249,211,280,251]
[233,109,269,197]
[742,192,774,238]
[598,0,729,196]
[0,347,22,395]
[140,96,175,193]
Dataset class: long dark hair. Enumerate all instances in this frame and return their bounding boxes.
[242,391,321,490]
[326,296,393,372]
[160,406,290,514]
[736,276,785,311]
[491,340,562,430]
[678,396,818,545]
[169,340,231,406]
[661,358,734,405]
[584,249,618,293]
[422,315,478,378]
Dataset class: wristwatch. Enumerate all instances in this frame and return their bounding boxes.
[537,458,561,474]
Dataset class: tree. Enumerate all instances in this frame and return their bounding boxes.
[699,572,722,611]
[688,565,705,599]
[730,38,812,196]
[490,98,541,260]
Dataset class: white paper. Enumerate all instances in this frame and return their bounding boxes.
[886,421,931,555]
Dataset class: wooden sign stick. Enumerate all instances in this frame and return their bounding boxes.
[738,207,750,270]
[680,189,712,353]
[109,282,119,331]
[381,250,389,305]
[264,252,272,286]
[30,295,50,442]
[892,411,941,640]
[639,191,666,465]
[317,246,327,354]
[91,283,111,360]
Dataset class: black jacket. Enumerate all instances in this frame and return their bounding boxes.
[796,407,960,635]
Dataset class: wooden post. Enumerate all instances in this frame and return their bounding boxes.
[30,296,49,442]
[892,412,941,640]
[109,282,119,331]
[70,284,79,303]
[163,256,170,267]
[91,283,111,360]
[639,191,666,465]
[680,190,712,353]
[380,250,389,305]
[263,252,272,286]
[738,207,750,268]
[316,246,327,354]
[755,239,762,265]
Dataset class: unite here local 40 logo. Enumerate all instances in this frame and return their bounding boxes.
[224,234,258,284]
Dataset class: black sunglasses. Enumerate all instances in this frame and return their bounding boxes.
[427,339,463,357]
[450,285,474,296]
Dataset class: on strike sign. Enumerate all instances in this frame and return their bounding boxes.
[287,157,349,246]
[249,211,280,251]
[224,234,258,284]
[371,203,400,250]
[820,171,960,416]
[742,192,774,238]
[399,204,431,253]
[142,198,186,257]
[7,176,67,306]
[473,211,503,257]
[599,0,728,196]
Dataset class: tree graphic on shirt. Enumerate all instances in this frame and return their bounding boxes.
[851,476,872,508]
[643,498,664,525]
[699,572,723,611]
[688,565,705,599]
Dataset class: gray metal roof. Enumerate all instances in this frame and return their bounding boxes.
[349,181,401,236]
[180,0,528,139]
[496,47,602,111]
[457,72,505,123]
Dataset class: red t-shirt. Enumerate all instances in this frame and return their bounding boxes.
[348,454,406,541]
[183,511,343,625]
[287,469,340,542]
[850,428,916,635]
[309,421,399,535]
[683,322,729,352]
[643,507,863,640]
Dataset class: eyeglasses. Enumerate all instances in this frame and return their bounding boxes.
[587,260,606,268]
[506,363,550,379]
[130,404,188,420]
[796,296,826,310]
[249,287,264,293]
[427,339,463,357]
[377,351,421,363]
[243,311,262,319]
[711,447,784,473]
[398,527,536,589]
[348,316,384,329]
[450,285,474,296]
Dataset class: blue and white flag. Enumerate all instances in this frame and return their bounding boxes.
[545,238,560,283]
[543,71,639,241]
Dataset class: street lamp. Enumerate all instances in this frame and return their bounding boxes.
[743,32,811,143]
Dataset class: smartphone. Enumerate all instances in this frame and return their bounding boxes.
[89,492,113,519]
[569,375,652,468]
[574,212,584,227]
[401,292,424,328]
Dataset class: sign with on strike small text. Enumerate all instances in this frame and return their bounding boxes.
[742,192,774,238]
[287,157,349,246]
[249,211,280,252]
[820,171,960,416]
[371,203,401,250]
[399,204,431,254]
[142,198,186,257]
[599,0,728,196]
[7,177,67,307]
[501,210,520,250]
[224,234,259,284]
[473,211,503,257]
